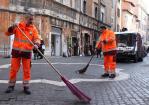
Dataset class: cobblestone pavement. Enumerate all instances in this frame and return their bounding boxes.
[0,55,149,105]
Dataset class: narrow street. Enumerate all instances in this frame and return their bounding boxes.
[0,55,149,105]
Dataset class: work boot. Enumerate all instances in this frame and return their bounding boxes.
[5,86,14,93]
[23,87,31,95]
[109,74,116,78]
[101,73,109,78]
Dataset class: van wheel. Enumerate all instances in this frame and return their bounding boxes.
[134,55,138,63]
[138,58,143,62]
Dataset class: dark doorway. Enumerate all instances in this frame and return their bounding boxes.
[72,37,78,56]
[84,34,90,56]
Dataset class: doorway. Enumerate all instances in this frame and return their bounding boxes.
[51,35,61,56]
[84,34,90,56]
[72,37,78,56]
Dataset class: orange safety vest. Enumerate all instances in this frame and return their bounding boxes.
[96,29,116,52]
[6,21,40,52]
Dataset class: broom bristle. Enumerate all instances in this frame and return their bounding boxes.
[61,76,91,102]
[78,64,89,74]
[77,55,94,74]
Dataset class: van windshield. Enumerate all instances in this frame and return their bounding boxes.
[116,33,136,47]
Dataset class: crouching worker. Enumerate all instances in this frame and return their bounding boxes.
[5,13,41,94]
[96,26,117,78]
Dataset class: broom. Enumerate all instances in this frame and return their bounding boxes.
[17,26,91,102]
[76,55,94,74]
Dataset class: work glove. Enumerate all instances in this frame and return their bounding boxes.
[34,44,39,49]
[8,22,18,33]
[102,40,108,44]
[8,24,17,33]
[34,43,40,49]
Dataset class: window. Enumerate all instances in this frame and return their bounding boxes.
[111,17,114,24]
[83,0,86,14]
[63,0,71,6]
[60,0,63,3]
[75,0,81,11]
[11,0,27,6]
[100,5,105,22]
[117,24,120,32]
[45,0,52,9]
[51,18,56,25]
[101,12,104,22]
[95,7,98,19]
[112,0,114,8]
[117,8,120,17]
[11,0,42,8]
[55,0,63,3]
[29,0,42,8]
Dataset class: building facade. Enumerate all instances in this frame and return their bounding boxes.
[0,0,117,57]
[147,15,149,41]
[115,0,122,32]
[121,0,149,42]
[137,0,148,42]
[121,0,138,32]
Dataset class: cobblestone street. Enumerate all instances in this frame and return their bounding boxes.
[0,55,149,105]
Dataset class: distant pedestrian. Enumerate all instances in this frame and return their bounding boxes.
[96,48,102,58]
[96,26,117,78]
[38,40,45,59]
[33,48,38,60]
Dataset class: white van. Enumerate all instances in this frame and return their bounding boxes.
[115,31,145,62]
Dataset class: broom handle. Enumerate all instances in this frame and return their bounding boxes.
[88,55,94,64]
[17,26,62,77]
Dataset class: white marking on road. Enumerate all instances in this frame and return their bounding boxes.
[0,70,129,86]
[0,64,11,69]
[0,63,129,85]
[0,63,123,71]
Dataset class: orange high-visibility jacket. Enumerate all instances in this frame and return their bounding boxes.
[96,29,116,52]
[6,21,40,52]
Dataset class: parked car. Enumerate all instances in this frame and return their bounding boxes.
[115,32,146,63]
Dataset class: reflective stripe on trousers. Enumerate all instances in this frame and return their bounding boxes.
[9,80,16,86]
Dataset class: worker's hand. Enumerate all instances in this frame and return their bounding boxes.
[34,42,40,49]
[103,40,108,44]
[34,44,39,49]
[8,25,17,33]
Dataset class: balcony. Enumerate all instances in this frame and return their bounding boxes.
[122,1,136,15]
[124,0,136,7]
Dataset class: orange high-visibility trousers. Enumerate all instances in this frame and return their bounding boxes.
[103,55,116,73]
[9,57,31,86]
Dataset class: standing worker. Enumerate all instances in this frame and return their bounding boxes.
[5,13,41,94]
[96,26,117,78]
